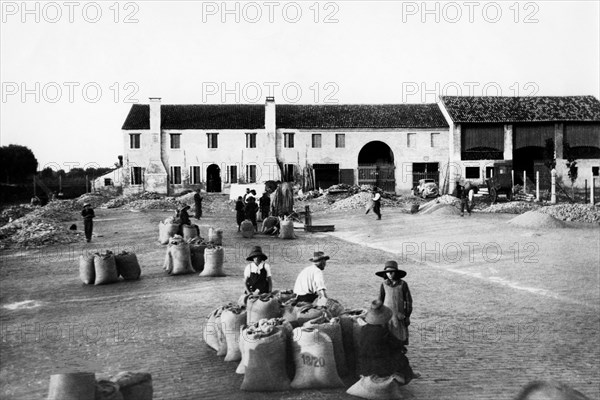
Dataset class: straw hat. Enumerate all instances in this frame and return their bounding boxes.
[47,372,96,400]
[365,300,393,325]
[375,261,407,279]
[246,246,268,261]
[308,251,330,262]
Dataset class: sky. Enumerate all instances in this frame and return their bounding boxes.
[1,0,599,170]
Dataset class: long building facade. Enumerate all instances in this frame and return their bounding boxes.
[116,96,600,195]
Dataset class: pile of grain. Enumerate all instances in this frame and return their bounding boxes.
[538,204,600,224]
[507,211,566,229]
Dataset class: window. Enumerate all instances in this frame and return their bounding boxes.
[131,167,142,185]
[486,166,494,178]
[170,166,182,184]
[246,165,257,183]
[246,132,257,148]
[190,166,201,184]
[407,133,416,148]
[431,133,440,147]
[312,134,322,148]
[104,178,113,186]
[207,133,218,148]
[593,166,599,177]
[284,132,294,148]
[465,167,480,179]
[284,164,295,182]
[129,134,140,149]
[228,165,238,183]
[170,134,181,149]
[335,134,345,148]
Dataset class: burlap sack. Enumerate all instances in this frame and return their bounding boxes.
[346,374,406,400]
[158,221,179,245]
[79,253,95,284]
[207,227,223,245]
[189,242,207,272]
[182,224,199,241]
[203,307,225,351]
[246,294,281,325]
[304,316,348,377]
[237,319,293,375]
[200,246,225,277]
[95,380,123,400]
[114,252,141,280]
[339,309,367,376]
[240,327,291,391]
[290,327,344,389]
[221,307,247,362]
[296,305,331,326]
[241,220,254,238]
[94,251,119,285]
[352,316,368,373]
[110,371,152,400]
[279,218,295,239]
[169,241,194,275]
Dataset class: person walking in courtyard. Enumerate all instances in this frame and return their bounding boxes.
[243,246,273,295]
[193,189,203,219]
[235,196,245,231]
[293,251,331,304]
[372,187,382,220]
[376,260,413,347]
[81,203,95,243]
[357,299,415,383]
[456,181,472,216]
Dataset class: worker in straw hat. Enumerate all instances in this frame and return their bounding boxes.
[357,299,416,383]
[376,260,413,346]
[243,246,273,295]
[293,251,331,304]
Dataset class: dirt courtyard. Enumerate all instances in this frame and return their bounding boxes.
[1,201,599,399]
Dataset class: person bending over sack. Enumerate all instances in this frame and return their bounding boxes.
[358,300,415,384]
[293,251,331,304]
[244,246,272,295]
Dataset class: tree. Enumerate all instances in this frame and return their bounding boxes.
[564,143,578,199]
[0,145,38,184]
[40,167,55,179]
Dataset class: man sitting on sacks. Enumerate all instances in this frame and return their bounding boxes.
[357,299,416,384]
[293,251,331,305]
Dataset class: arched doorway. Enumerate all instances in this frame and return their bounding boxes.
[206,164,221,193]
[357,141,395,192]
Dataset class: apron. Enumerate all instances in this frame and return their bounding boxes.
[382,281,410,344]
[246,263,269,294]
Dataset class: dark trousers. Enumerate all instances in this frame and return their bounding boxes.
[373,202,381,219]
[296,293,318,303]
[83,219,93,241]
[460,198,471,214]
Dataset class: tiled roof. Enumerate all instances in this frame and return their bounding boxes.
[122,104,265,130]
[277,104,448,128]
[440,96,600,123]
[122,103,448,130]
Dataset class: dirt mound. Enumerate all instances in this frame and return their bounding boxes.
[481,201,541,214]
[538,204,600,224]
[507,211,566,229]
[419,195,460,214]
[429,204,462,215]
[0,204,37,226]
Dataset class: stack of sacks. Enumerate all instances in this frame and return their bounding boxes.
[163,235,194,275]
[239,319,292,392]
[79,250,142,285]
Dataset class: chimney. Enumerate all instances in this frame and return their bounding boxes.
[265,96,275,135]
[149,97,161,136]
